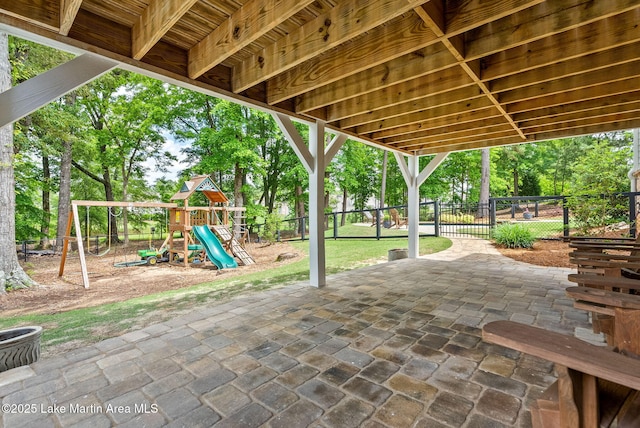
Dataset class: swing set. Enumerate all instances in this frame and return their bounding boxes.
[58,200,178,289]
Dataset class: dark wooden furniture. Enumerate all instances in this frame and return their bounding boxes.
[483,321,640,428]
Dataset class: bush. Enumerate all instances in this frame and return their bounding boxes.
[260,212,282,244]
[440,213,475,224]
[492,223,535,248]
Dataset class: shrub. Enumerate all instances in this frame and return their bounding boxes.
[440,212,475,224]
[260,212,282,244]
[492,223,535,248]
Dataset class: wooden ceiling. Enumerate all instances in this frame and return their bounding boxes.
[1,0,639,155]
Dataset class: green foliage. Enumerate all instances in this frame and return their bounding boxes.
[439,213,475,224]
[565,137,632,234]
[261,212,282,244]
[492,223,535,248]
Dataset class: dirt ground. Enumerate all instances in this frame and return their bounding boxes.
[1,241,304,317]
[0,239,571,318]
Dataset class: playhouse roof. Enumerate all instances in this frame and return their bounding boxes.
[170,175,228,204]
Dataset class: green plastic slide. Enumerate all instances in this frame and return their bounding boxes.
[192,225,238,269]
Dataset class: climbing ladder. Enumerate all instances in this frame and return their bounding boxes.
[212,225,255,266]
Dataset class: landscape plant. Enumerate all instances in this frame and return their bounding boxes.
[492,223,535,248]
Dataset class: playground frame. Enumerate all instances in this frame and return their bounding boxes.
[59,200,177,289]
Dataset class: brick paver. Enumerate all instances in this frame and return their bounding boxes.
[0,238,601,427]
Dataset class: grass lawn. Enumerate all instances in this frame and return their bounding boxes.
[0,236,451,353]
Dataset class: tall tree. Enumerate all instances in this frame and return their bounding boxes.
[0,32,34,291]
[478,148,490,217]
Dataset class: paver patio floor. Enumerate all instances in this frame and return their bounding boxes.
[0,239,600,427]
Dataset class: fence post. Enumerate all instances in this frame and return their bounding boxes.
[562,197,570,238]
[301,217,306,241]
[333,213,338,239]
[375,208,381,240]
[489,198,496,227]
[510,204,516,218]
[534,201,539,217]
[434,200,440,237]
[630,194,637,238]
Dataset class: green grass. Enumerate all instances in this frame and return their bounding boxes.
[0,236,451,353]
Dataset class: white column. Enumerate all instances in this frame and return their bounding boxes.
[395,152,449,258]
[407,155,420,258]
[308,120,326,286]
[272,114,345,287]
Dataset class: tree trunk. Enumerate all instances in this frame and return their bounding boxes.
[40,153,51,248]
[0,32,35,291]
[233,163,244,238]
[341,187,347,226]
[478,148,490,217]
[295,185,305,235]
[380,150,388,208]
[56,137,72,252]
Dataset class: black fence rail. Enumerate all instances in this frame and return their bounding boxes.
[18,192,640,252]
[252,192,640,242]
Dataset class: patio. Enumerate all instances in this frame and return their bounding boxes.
[0,239,600,427]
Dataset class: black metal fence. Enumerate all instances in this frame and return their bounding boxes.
[252,192,640,242]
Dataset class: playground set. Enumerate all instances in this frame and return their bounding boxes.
[58,175,254,289]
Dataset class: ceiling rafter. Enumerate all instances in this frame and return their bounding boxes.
[2,0,640,156]
[269,13,440,106]
[232,0,428,93]
[188,0,315,79]
[414,1,537,140]
[133,0,199,60]
[59,0,82,35]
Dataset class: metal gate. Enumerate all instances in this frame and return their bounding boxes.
[437,202,492,238]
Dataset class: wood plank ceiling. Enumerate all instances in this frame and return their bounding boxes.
[1,0,639,155]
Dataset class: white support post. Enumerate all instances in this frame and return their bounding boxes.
[273,114,345,287]
[0,53,117,128]
[308,120,326,287]
[394,152,450,258]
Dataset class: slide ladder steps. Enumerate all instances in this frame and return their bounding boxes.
[212,225,255,266]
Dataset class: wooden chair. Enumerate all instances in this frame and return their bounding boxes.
[364,210,378,227]
[389,208,407,229]
[483,321,640,428]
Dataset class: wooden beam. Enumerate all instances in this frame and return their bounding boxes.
[507,78,640,115]
[232,0,427,93]
[444,0,544,35]
[513,91,640,123]
[0,1,58,31]
[0,53,117,128]
[416,2,527,140]
[294,44,455,114]
[133,0,198,60]
[491,43,640,94]
[405,129,520,151]
[395,124,517,149]
[328,67,473,123]
[269,14,440,106]
[188,0,314,78]
[369,107,503,140]
[338,86,483,129]
[355,99,495,135]
[466,0,640,60]
[500,60,640,105]
[482,9,640,81]
[417,152,449,186]
[416,135,529,155]
[386,116,510,144]
[522,110,640,135]
[59,0,82,35]
[519,103,640,133]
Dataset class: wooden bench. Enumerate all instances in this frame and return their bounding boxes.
[567,273,640,345]
[483,321,640,428]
